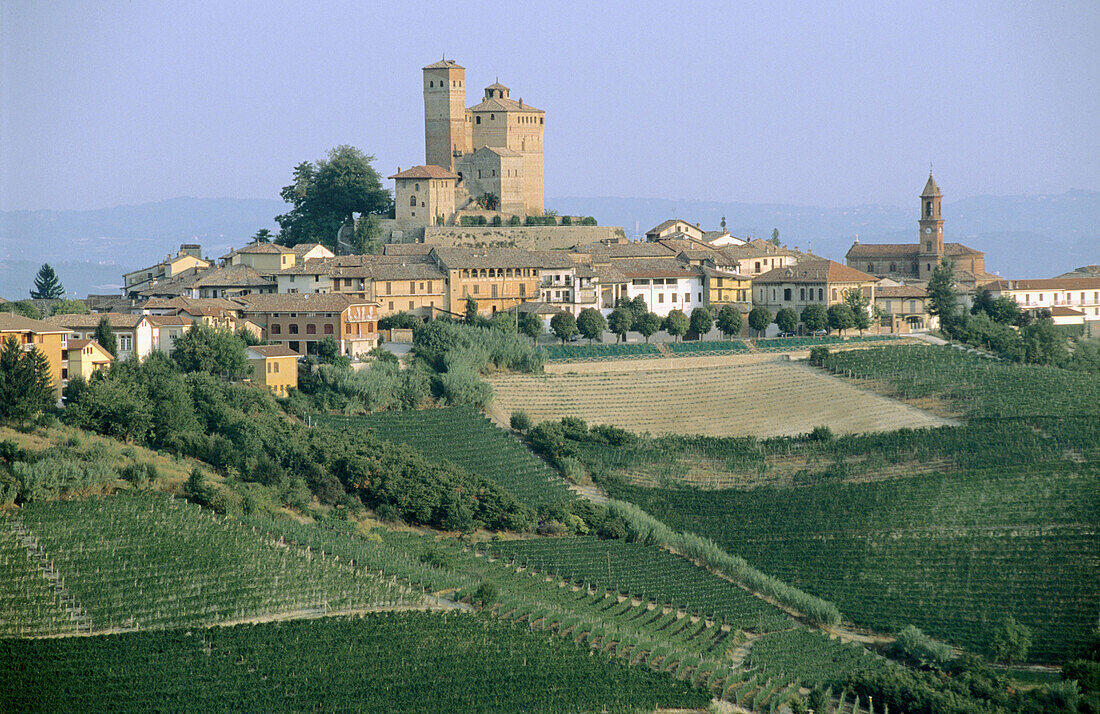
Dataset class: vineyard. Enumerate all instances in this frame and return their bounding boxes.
[667,339,752,356]
[0,612,711,713]
[606,461,1100,662]
[823,343,1100,418]
[543,342,661,361]
[316,407,573,507]
[746,627,888,688]
[485,536,791,631]
[1,493,415,636]
[488,359,951,437]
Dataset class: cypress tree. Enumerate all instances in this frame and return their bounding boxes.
[30,263,65,300]
[94,317,117,357]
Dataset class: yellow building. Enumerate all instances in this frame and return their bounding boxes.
[0,313,69,397]
[700,266,752,306]
[123,244,209,296]
[246,344,299,397]
[64,339,114,382]
[430,246,542,315]
[222,243,298,273]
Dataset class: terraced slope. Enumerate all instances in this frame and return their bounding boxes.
[3,493,415,635]
[319,407,573,506]
[607,462,1100,662]
[487,359,952,437]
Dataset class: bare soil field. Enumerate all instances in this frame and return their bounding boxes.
[488,357,955,438]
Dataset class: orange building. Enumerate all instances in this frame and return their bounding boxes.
[0,313,69,397]
[235,293,380,357]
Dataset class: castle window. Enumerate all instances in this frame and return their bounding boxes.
[926,242,932,251]
[926,201,933,217]
[818,288,824,300]
[784,288,792,301]
[490,113,495,120]
[476,116,481,124]
[415,183,420,191]
[867,263,874,272]
[409,195,417,207]
[889,263,896,272]
[429,81,434,87]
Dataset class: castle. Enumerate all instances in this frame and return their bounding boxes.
[845,173,993,286]
[391,58,545,226]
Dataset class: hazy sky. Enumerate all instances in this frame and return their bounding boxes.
[2,1,1097,211]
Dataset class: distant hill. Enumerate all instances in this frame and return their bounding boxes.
[549,190,1099,280]
[1,192,1096,299]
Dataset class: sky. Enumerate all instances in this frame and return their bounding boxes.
[1,0,1097,212]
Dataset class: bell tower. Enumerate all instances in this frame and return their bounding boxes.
[423,58,466,171]
[917,172,944,280]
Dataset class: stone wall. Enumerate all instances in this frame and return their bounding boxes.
[420,225,626,250]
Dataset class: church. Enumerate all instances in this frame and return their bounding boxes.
[391,58,545,226]
[845,174,993,286]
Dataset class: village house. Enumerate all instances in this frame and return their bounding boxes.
[122,244,209,297]
[754,260,878,336]
[987,277,1100,321]
[234,292,380,357]
[245,344,300,397]
[63,339,114,383]
[874,285,934,332]
[430,247,543,316]
[616,258,707,318]
[46,313,157,361]
[0,313,69,397]
[184,265,276,299]
[220,242,334,273]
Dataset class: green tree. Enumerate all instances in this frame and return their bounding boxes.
[927,257,960,333]
[801,303,828,333]
[775,307,798,334]
[275,146,392,248]
[714,304,743,339]
[30,263,64,300]
[689,306,712,339]
[987,615,1032,664]
[970,285,994,316]
[988,296,1022,325]
[664,309,689,342]
[7,301,42,319]
[748,306,771,338]
[250,228,274,244]
[607,308,633,343]
[0,337,54,423]
[63,376,153,443]
[464,297,479,325]
[550,311,578,345]
[171,323,249,377]
[577,308,606,344]
[477,192,500,211]
[769,228,780,247]
[490,310,517,333]
[827,303,856,335]
[313,336,347,365]
[518,312,542,345]
[1021,317,1068,366]
[235,325,261,346]
[354,214,383,254]
[49,299,88,316]
[635,312,661,343]
[844,288,872,335]
[93,317,117,357]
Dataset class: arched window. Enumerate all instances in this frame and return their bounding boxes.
[490,113,495,120]
[429,81,434,88]
[409,195,416,207]
[414,183,420,191]
[925,201,933,217]
[889,263,897,272]
[476,116,481,124]
[867,263,874,272]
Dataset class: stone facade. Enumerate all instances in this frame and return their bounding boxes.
[391,166,459,226]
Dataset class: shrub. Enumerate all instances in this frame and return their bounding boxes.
[510,411,532,431]
[807,425,834,442]
[892,624,954,669]
[987,615,1032,664]
[120,462,158,486]
[472,581,499,606]
[809,345,829,366]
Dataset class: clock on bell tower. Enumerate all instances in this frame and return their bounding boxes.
[917,171,945,280]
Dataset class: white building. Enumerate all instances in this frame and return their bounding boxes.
[617,258,706,318]
[987,277,1100,320]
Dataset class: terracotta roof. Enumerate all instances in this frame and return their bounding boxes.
[189,265,275,288]
[945,243,983,257]
[715,243,796,260]
[141,296,242,312]
[614,258,700,280]
[514,301,560,315]
[591,264,627,284]
[876,286,927,298]
[922,173,942,197]
[291,243,330,256]
[430,246,545,270]
[989,277,1100,291]
[145,314,193,326]
[472,146,522,158]
[225,243,294,257]
[247,344,300,358]
[46,312,149,329]
[135,266,209,296]
[235,292,377,313]
[578,241,677,260]
[528,250,578,269]
[66,339,113,358]
[468,96,544,114]
[384,243,435,256]
[645,219,701,236]
[0,313,70,334]
[755,260,877,285]
[1049,306,1085,317]
[699,265,751,280]
[279,258,334,276]
[389,165,460,180]
[423,58,464,70]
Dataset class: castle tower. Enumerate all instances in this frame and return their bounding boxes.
[423,59,467,171]
[468,80,545,215]
[917,172,944,280]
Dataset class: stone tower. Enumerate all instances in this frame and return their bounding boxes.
[468,81,545,215]
[917,172,944,280]
[423,59,466,171]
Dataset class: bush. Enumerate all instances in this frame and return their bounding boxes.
[809,345,829,366]
[807,425,834,442]
[510,411,532,431]
[987,615,1032,664]
[472,581,499,606]
[120,462,158,486]
[891,624,954,669]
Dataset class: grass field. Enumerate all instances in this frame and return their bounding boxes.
[0,612,711,713]
[488,358,953,437]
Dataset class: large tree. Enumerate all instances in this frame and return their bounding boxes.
[635,312,661,343]
[801,304,828,333]
[0,336,54,423]
[843,288,872,335]
[170,324,249,378]
[518,312,543,345]
[275,146,392,249]
[827,303,856,335]
[775,307,798,334]
[927,258,960,332]
[49,299,88,317]
[30,264,64,300]
[577,308,606,344]
[689,307,713,339]
[250,228,274,244]
[550,311,578,345]
[748,307,771,338]
[607,308,633,343]
[714,305,743,339]
[664,309,689,342]
[94,317,117,357]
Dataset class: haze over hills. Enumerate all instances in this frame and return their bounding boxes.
[0,191,1096,299]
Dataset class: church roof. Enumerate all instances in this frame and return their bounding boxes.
[846,242,983,259]
[922,173,942,197]
[486,81,509,90]
[471,146,522,157]
[423,59,464,70]
[389,165,460,180]
[468,96,544,113]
